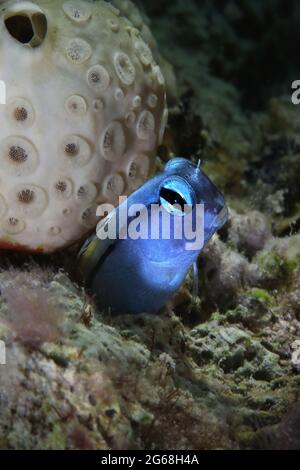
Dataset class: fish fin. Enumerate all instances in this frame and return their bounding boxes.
[78,232,96,259]
[77,212,118,283]
[77,195,142,284]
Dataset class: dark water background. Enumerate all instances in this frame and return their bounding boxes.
[139,0,300,110]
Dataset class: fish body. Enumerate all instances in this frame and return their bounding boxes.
[78,158,228,314]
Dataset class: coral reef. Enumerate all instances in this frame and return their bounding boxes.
[0,267,234,450]
[0,0,300,450]
[0,235,299,449]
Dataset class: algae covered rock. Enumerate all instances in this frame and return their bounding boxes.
[0,254,299,450]
[0,266,235,450]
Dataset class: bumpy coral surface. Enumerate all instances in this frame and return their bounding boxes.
[0,0,167,252]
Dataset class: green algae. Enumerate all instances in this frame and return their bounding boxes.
[248,288,273,305]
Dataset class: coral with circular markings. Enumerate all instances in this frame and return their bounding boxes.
[0,0,167,252]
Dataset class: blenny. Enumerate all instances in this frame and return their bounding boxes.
[78,158,228,314]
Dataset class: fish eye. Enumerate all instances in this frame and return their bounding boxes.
[159,177,194,215]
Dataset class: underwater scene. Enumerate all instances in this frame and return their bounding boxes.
[0,0,299,452]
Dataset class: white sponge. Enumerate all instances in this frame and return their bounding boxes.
[0,0,167,252]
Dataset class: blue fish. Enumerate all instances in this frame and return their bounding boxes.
[78,158,228,314]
